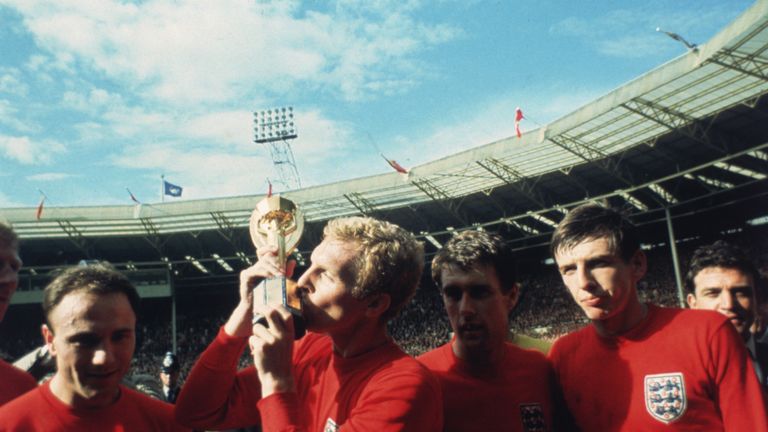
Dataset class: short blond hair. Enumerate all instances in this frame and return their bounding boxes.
[323,217,424,322]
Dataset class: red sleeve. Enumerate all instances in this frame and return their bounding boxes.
[339,366,443,432]
[0,360,36,406]
[710,321,768,431]
[174,326,263,430]
[258,392,303,432]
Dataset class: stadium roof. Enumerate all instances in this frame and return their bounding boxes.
[3,0,768,281]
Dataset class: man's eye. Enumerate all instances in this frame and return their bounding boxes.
[443,288,461,301]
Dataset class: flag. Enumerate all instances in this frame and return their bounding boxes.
[515,107,524,138]
[35,197,45,220]
[267,179,273,198]
[381,154,409,174]
[163,180,183,197]
[127,188,141,204]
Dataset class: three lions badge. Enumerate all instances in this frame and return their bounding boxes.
[644,373,687,424]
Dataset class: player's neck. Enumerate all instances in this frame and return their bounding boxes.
[49,373,121,410]
[452,340,505,375]
[331,321,389,358]
[595,299,648,337]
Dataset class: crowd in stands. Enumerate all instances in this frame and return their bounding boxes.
[1,225,767,385]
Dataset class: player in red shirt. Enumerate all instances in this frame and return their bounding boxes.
[418,230,567,432]
[549,203,767,431]
[685,240,768,389]
[0,221,36,406]
[0,264,188,431]
[175,217,442,431]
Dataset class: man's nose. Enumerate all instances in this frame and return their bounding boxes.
[92,344,114,366]
[719,291,735,311]
[575,266,595,292]
[459,294,476,316]
[296,271,313,294]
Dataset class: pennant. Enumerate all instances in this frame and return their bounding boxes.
[163,180,183,197]
[381,154,409,174]
[35,197,45,220]
[515,107,524,138]
[127,188,141,204]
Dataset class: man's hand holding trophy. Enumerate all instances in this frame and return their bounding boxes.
[248,194,306,340]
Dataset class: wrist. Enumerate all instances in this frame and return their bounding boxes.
[259,374,295,398]
[224,302,253,338]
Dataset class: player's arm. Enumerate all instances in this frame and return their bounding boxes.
[710,320,768,431]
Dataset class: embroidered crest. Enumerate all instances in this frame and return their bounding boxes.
[644,373,687,424]
[323,418,339,432]
[519,403,546,432]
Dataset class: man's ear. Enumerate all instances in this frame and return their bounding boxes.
[42,324,56,357]
[506,283,520,312]
[365,294,391,318]
[630,249,647,281]
[686,293,697,309]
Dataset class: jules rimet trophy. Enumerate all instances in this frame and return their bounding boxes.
[249,194,306,339]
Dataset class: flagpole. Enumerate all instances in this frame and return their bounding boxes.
[161,174,165,203]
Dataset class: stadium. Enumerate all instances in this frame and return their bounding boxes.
[2,0,768,385]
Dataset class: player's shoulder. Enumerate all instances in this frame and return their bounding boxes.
[416,342,451,367]
[550,325,592,352]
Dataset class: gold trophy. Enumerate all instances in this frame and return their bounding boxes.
[249,194,306,339]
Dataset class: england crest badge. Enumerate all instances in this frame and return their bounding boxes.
[644,373,687,424]
[519,403,546,432]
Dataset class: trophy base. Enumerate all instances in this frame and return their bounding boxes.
[254,277,306,340]
[254,309,306,340]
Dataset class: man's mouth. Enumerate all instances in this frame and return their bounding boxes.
[582,296,606,307]
[459,323,484,333]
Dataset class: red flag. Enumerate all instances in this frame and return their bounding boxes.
[127,188,140,204]
[267,179,273,197]
[515,107,524,138]
[381,154,409,174]
[35,197,45,220]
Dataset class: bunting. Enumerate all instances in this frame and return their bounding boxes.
[35,197,45,220]
[515,107,524,138]
[381,154,409,174]
[127,188,141,204]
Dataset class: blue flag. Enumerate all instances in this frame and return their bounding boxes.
[163,180,183,197]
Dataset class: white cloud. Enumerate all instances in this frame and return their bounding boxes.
[112,142,276,198]
[0,67,28,96]
[0,189,24,208]
[0,99,36,133]
[26,172,75,181]
[0,134,65,164]
[549,3,744,58]
[4,0,460,104]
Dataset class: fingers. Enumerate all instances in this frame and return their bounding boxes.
[252,304,293,335]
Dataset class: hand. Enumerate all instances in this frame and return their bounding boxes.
[249,304,296,398]
[224,245,290,338]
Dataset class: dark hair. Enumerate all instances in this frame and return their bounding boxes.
[550,203,639,262]
[43,263,140,330]
[685,240,758,294]
[431,230,516,293]
[0,221,18,249]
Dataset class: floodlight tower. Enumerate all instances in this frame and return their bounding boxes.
[254,106,301,190]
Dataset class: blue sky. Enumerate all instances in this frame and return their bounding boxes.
[0,0,753,208]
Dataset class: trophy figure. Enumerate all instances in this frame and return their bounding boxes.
[249,194,306,339]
